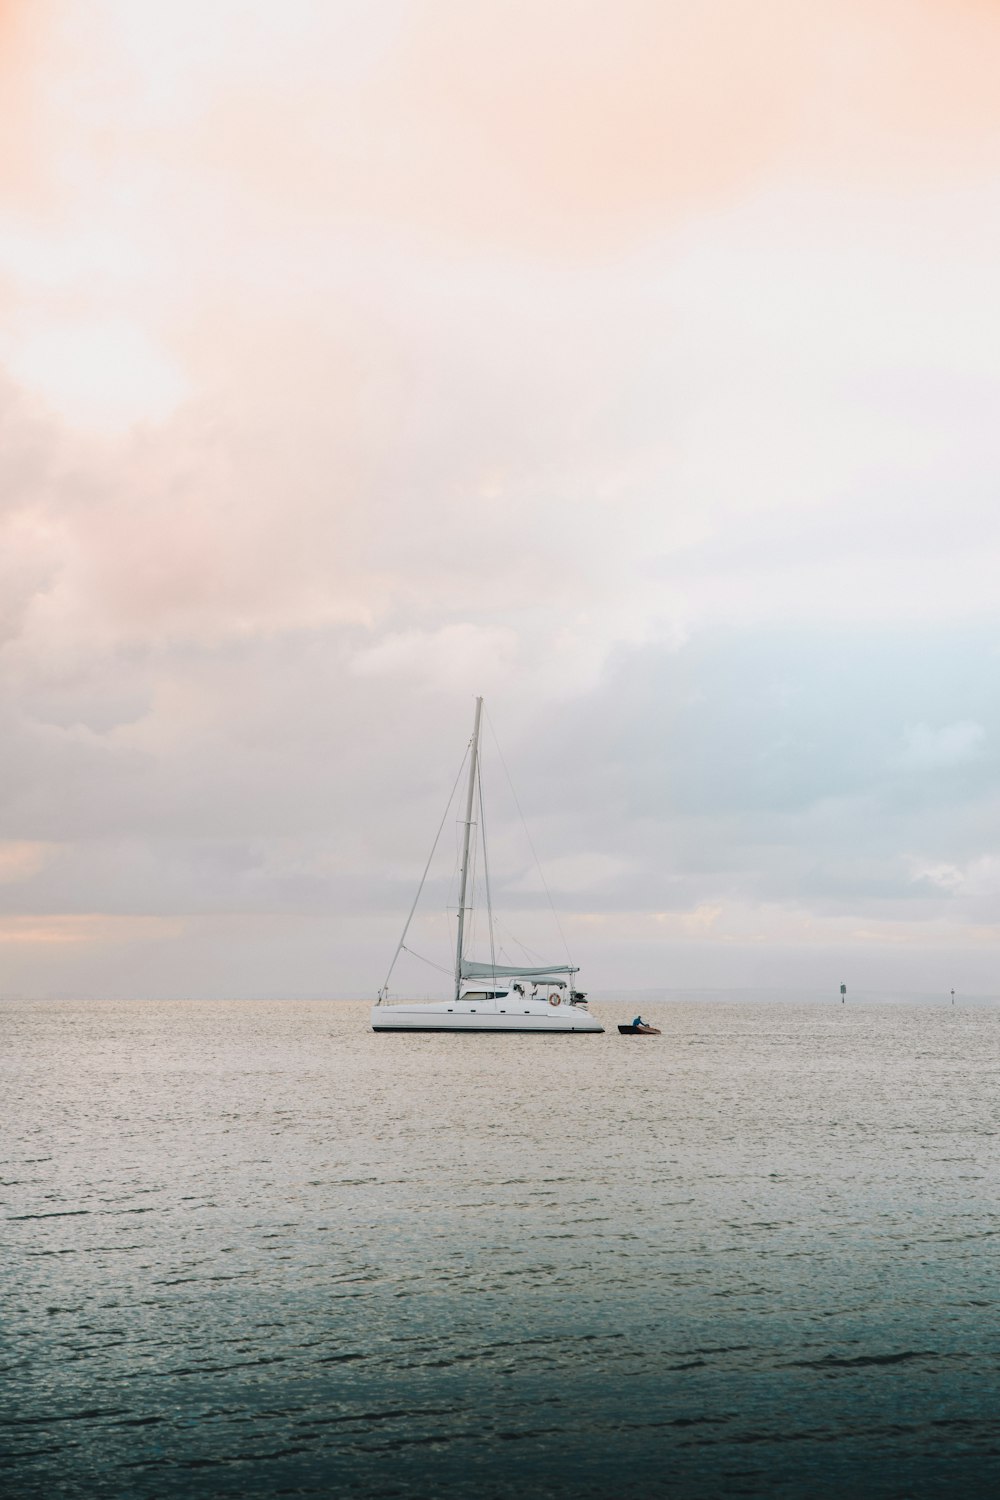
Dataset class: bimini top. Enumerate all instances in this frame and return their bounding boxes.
[461,960,579,981]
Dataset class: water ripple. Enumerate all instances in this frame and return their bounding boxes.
[5,998,1000,1498]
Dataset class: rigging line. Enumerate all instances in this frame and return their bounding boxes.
[476,750,498,980]
[483,706,573,966]
[491,913,547,966]
[400,945,454,977]
[378,744,471,1000]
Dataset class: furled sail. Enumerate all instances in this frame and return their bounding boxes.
[460,960,578,980]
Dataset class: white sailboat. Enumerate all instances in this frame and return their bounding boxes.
[371,697,603,1034]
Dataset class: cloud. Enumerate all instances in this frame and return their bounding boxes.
[2,1,1000,996]
[896,721,987,771]
[506,853,633,896]
[910,855,1000,899]
[0,913,181,945]
[4,319,188,431]
[0,841,51,883]
[350,624,520,692]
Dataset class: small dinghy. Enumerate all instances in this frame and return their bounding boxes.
[618,1024,661,1035]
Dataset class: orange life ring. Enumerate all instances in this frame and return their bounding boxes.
[549,993,561,1006]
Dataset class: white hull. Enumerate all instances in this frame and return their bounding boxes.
[371,998,603,1033]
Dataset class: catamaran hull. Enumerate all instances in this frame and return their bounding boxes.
[371,1002,603,1033]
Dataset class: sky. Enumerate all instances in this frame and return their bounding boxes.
[1,0,999,999]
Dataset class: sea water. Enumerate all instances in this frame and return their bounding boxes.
[3,998,1000,1498]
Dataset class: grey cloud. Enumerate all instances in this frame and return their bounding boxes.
[3,65,1000,1000]
[5,617,998,937]
[482,626,1000,921]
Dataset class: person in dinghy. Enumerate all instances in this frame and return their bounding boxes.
[620,1013,661,1035]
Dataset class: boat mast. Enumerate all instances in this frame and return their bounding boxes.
[454,696,483,1003]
